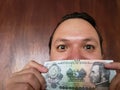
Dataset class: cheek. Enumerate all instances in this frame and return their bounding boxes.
[50,50,68,60]
[96,47,103,59]
[95,52,103,59]
[88,51,103,59]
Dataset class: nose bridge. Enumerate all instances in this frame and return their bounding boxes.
[68,47,84,60]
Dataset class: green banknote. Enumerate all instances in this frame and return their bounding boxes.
[42,60,116,90]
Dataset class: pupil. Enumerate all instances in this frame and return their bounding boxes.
[87,45,91,49]
[61,45,65,49]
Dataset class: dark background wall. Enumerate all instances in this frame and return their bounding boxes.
[0,0,120,89]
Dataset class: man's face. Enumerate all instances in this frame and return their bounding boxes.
[90,65,101,83]
[50,19,103,60]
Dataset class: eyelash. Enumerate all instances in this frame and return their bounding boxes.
[56,45,67,51]
[56,44,95,52]
[84,44,95,50]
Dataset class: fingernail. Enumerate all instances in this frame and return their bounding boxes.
[41,66,48,72]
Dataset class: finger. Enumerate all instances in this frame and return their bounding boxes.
[13,67,46,89]
[104,62,120,70]
[116,84,120,90]
[24,60,48,73]
[5,82,34,90]
[9,73,41,90]
[110,73,120,90]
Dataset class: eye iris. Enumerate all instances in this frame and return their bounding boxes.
[85,45,94,50]
[60,45,65,49]
[86,45,91,49]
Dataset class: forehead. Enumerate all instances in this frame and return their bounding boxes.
[53,18,99,41]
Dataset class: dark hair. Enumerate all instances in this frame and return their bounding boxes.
[49,12,103,54]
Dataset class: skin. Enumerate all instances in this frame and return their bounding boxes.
[50,19,103,60]
[5,18,120,90]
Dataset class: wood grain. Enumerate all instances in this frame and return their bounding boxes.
[0,0,120,89]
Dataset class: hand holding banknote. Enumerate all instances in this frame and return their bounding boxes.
[104,62,120,90]
[5,60,120,90]
[5,61,48,90]
[42,60,116,90]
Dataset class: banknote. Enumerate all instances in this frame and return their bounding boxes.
[42,60,116,90]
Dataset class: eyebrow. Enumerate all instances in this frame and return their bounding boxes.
[54,38,98,43]
[83,38,98,42]
[55,39,70,43]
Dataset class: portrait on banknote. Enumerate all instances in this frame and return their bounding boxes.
[45,63,63,88]
[89,62,110,87]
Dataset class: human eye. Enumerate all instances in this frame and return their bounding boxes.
[56,44,67,52]
[84,44,95,51]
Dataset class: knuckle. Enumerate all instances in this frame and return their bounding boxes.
[28,60,35,65]
[29,67,36,72]
[23,83,33,90]
[25,61,34,68]
[27,73,36,80]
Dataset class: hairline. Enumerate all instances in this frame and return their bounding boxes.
[49,12,103,55]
